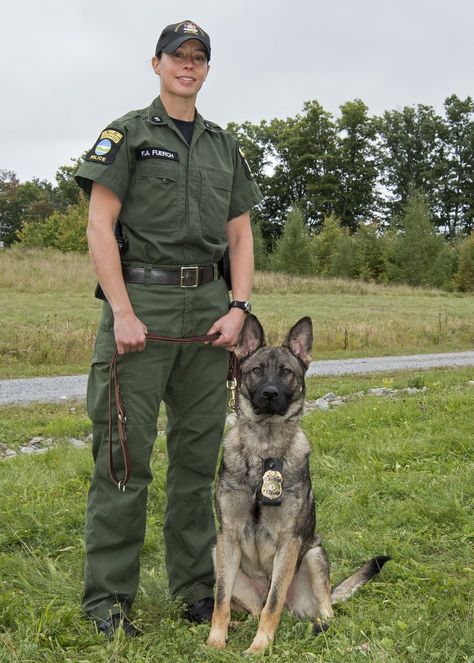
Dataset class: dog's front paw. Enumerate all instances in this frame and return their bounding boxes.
[244,630,272,655]
[313,617,330,635]
[207,629,227,649]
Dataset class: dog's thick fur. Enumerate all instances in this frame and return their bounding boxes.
[207,315,390,654]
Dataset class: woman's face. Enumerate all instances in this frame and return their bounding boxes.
[153,39,210,101]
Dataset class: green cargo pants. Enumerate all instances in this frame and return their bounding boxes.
[83,277,229,620]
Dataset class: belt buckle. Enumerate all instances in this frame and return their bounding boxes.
[180,266,199,287]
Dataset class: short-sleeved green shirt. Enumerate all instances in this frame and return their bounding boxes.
[75,96,263,266]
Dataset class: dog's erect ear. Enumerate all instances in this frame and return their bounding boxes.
[284,317,313,368]
[235,314,265,360]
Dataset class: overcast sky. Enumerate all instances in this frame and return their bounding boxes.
[1,0,473,183]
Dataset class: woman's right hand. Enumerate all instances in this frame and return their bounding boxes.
[113,310,148,354]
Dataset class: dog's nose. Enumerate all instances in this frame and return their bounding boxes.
[262,386,279,401]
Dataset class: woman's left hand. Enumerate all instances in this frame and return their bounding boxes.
[206,308,246,351]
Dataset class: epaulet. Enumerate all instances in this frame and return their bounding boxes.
[203,119,224,133]
[111,107,147,129]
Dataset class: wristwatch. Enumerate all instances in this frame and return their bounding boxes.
[229,300,252,313]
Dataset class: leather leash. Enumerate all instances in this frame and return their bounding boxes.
[108,332,239,491]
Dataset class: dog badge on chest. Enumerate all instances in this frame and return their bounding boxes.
[260,458,283,505]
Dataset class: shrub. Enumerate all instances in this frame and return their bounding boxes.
[16,198,88,253]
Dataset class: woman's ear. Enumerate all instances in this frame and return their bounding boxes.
[152,55,160,76]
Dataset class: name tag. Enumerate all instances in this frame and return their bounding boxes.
[135,147,180,162]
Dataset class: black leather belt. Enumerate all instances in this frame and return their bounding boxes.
[122,263,219,288]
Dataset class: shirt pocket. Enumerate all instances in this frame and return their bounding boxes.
[200,168,233,240]
[132,161,182,237]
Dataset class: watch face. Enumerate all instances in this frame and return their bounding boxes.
[243,301,252,312]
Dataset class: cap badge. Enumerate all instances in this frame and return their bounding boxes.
[177,21,200,36]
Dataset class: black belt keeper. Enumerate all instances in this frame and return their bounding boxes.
[259,458,283,506]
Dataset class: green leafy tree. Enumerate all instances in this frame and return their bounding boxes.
[378,105,443,225]
[0,171,56,245]
[270,206,313,275]
[53,158,84,210]
[0,170,20,245]
[334,100,380,231]
[17,198,88,252]
[233,102,339,241]
[434,95,474,239]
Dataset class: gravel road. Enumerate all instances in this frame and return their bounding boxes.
[1,351,473,405]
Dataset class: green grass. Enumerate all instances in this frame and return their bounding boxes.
[1,249,474,378]
[1,368,473,661]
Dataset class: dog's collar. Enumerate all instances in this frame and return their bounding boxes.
[259,458,283,506]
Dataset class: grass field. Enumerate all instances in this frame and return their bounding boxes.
[1,248,473,379]
[1,367,473,662]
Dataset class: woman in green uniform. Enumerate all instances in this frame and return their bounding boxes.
[75,20,262,638]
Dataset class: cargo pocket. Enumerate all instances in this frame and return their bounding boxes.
[87,328,117,422]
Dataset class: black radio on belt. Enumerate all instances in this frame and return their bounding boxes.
[94,220,128,301]
[218,247,232,291]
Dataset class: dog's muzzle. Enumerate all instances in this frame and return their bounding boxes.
[252,381,290,415]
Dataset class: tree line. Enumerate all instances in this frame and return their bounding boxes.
[1,94,473,290]
[263,197,474,291]
[231,93,474,245]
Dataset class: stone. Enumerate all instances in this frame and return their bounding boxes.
[69,438,86,448]
[368,388,396,397]
[330,397,345,407]
[315,398,330,411]
[20,446,49,455]
[0,443,17,458]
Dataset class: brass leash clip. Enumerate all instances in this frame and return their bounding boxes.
[226,378,237,410]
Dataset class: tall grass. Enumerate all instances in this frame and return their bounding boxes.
[253,271,457,297]
[0,247,95,294]
[1,249,473,378]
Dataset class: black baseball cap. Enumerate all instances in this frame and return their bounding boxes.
[155,20,211,60]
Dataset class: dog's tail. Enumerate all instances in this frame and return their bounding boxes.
[330,555,390,605]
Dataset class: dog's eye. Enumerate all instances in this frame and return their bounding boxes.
[252,366,263,376]
[281,368,292,376]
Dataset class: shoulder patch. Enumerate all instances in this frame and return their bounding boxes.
[85,127,125,165]
[239,147,254,180]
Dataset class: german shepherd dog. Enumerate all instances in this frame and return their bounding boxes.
[207,315,390,654]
